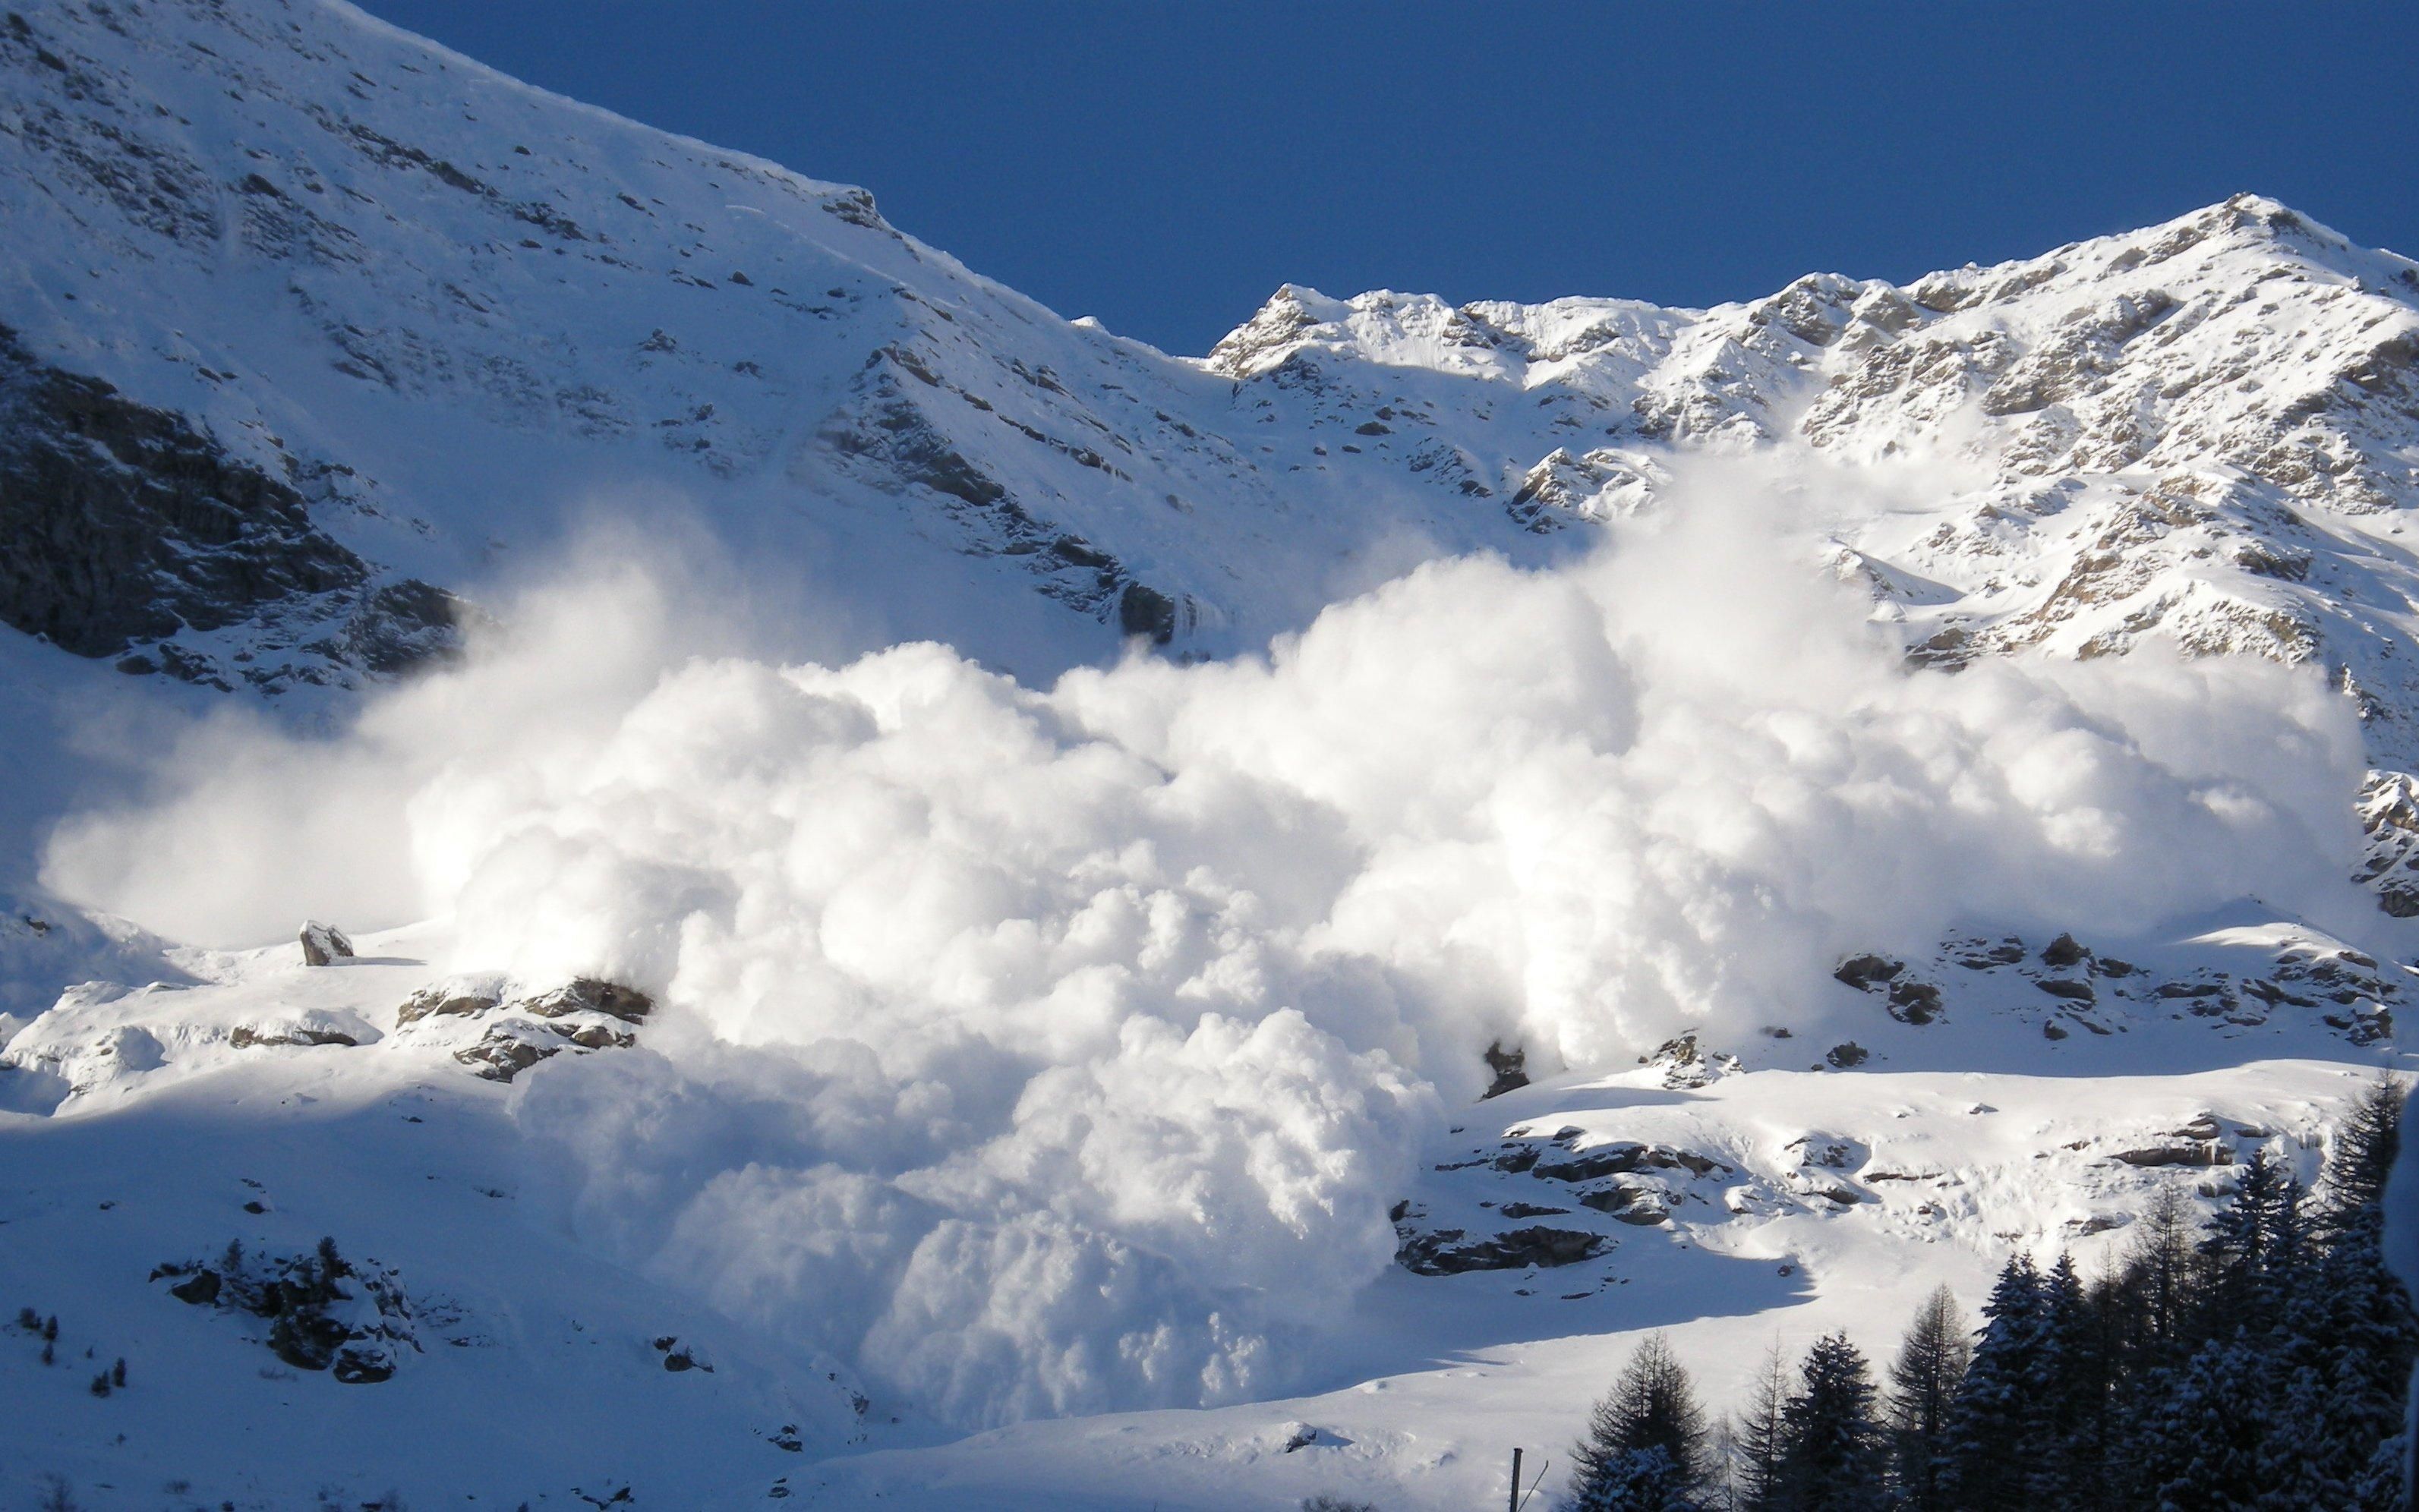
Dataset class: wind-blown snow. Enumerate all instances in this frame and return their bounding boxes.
[37,465,2371,1426]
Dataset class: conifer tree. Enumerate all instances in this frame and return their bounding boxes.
[2039,1252,2115,1509]
[2133,1332,2270,1512]
[1944,1252,2051,1512]
[1774,1333,1886,1512]
[1727,1341,1791,1512]
[2195,1148,2307,1343]
[2308,1082,2417,1510]
[1884,1284,1968,1512]
[1571,1333,1713,1510]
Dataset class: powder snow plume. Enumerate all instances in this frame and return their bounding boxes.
[38,462,2367,1425]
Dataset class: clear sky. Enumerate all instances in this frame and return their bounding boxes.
[353,1,2419,358]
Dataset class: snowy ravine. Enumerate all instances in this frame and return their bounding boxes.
[2,1,2417,1508]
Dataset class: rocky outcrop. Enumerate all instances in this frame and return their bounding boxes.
[0,328,460,691]
[1394,1223,1608,1275]
[153,1237,413,1384]
[407,977,653,1082]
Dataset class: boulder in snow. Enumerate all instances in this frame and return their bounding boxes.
[298,921,354,967]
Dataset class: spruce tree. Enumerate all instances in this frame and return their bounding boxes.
[2134,1334,2270,1512]
[1884,1284,1968,1512]
[2039,1252,2113,1510]
[1944,1252,2051,1512]
[2308,1082,2417,1510]
[2195,1148,2307,1343]
[2137,1146,2319,1510]
[1774,1333,1886,1512]
[1571,1333,1713,1510]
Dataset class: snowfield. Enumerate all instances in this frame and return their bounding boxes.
[2,1,2417,1507]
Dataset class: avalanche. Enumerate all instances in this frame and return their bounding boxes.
[1,0,2415,1507]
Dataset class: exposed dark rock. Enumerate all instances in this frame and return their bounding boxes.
[2040,933,2092,968]
[1825,1042,1869,1069]
[298,921,352,966]
[396,978,503,1024]
[2035,978,2096,1003]
[1528,1140,1725,1183]
[1490,1143,1539,1174]
[1833,953,1903,990]
[822,370,1005,508]
[1118,582,1176,644]
[2112,1142,2234,1168]
[229,1025,357,1049]
[512,978,652,1023]
[1884,979,1942,1025]
[1395,1224,1608,1275]
[0,327,459,687]
[452,1026,558,1082]
[1574,1183,1672,1224]
[153,1239,409,1383]
[1481,1039,1528,1099]
[166,1268,221,1306]
[552,1020,636,1051]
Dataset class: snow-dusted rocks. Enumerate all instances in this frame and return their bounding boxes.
[153,1237,412,1384]
[227,1005,376,1049]
[298,920,353,966]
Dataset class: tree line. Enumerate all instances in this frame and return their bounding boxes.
[1564,1082,2415,1511]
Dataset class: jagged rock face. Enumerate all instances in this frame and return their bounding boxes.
[1825,926,2398,1047]
[0,326,458,688]
[1199,200,2419,777]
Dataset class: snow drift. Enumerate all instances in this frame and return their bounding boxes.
[38,464,2369,1425]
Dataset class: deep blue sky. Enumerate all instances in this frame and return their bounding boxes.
[355,2,2419,357]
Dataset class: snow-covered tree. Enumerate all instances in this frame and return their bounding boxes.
[1773,1332,1885,1512]
[1944,1252,2052,1512]
[1571,1332,1713,1510]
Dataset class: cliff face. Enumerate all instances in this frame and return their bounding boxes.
[0,324,457,688]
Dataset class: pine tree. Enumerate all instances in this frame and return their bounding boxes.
[2316,1079,2404,1234]
[1884,1285,1968,1512]
[2135,1147,2320,1510]
[1572,1333,1713,1510]
[1727,1341,1791,1512]
[1774,1333,1886,1512]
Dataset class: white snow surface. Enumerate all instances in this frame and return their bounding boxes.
[2,1,2418,1507]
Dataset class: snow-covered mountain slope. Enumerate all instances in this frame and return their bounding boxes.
[8,1,2419,729]
[0,0,1619,698]
[5,1,2419,1507]
[1204,203,2419,764]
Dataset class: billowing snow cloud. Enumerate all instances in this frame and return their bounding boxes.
[39,463,2367,1424]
